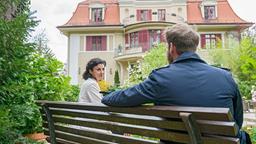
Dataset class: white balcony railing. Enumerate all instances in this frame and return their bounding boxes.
[122,13,185,26]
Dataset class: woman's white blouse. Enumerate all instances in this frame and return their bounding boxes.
[78,78,103,103]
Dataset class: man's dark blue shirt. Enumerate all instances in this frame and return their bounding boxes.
[102,52,243,128]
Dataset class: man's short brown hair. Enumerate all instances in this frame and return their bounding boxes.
[165,23,199,53]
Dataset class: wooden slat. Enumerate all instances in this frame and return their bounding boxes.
[51,130,115,144]
[44,117,238,144]
[198,120,238,136]
[54,124,158,144]
[37,101,239,144]
[52,116,190,143]
[50,108,186,131]
[36,100,232,121]
[202,135,239,144]
[46,108,238,136]
[56,138,80,144]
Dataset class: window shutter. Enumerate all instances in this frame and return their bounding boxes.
[148,10,152,21]
[86,36,92,51]
[137,10,140,21]
[139,30,149,52]
[101,36,107,51]
[201,34,206,49]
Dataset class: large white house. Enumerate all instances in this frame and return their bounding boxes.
[58,0,252,85]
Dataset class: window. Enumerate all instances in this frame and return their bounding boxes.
[201,34,221,49]
[137,10,151,21]
[204,6,216,20]
[92,36,102,51]
[91,8,103,22]
[86,36,106,51]
[130,32,139,48]
[158,9,166,21]
[149,30,161,47]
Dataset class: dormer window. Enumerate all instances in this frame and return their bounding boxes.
[204,6,216,19]
[89,3,105,23]
[91,8,103,22]
[200,0,217,20]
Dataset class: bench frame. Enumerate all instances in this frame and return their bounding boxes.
[37,100,240,144]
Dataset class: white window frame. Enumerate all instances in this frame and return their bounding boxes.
[89,3,105,21]
[200,1,218,19]
[199,32,225,50]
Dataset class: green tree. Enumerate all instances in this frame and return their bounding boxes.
[125,43,168,86]
[0,0,79,141]
[114,70,120,86]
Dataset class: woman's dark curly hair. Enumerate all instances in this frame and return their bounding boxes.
[82,58,106,80]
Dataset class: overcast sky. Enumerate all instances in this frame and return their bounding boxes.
[30,0,256,63]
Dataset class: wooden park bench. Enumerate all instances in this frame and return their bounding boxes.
[37,100,240,144]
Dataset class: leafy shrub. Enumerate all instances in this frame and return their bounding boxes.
[0,106,19,143]
[0,0,79,139]
[10,104,42,134]
[125,43,168,86]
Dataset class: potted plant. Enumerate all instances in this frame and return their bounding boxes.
[10,104,46,141]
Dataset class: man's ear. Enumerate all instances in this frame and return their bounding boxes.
[171,44,179,57]
[170,43,176,55]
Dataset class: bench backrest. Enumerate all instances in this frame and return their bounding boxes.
[37,100,240,144]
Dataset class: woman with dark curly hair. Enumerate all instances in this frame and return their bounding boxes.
[78,58,106,103]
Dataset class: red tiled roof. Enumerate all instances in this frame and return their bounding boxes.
[187,0,253,25]
[63,0,120,26]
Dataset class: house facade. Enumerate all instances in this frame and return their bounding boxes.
[58,0,252,85]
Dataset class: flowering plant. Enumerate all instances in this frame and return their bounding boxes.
[98,80,110,92]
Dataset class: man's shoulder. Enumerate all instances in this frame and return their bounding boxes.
[210,65,231,73]
[152,65,171,73]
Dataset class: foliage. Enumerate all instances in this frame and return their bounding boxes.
[243,126,256,144]
[252,128,256,144]
[28,53,77,101]
[0,0,79,140]
[0,106,43,144]
[114,70,120,86]
[10,104,42,134]
[239,37,256,81]
[125,43,168,86]
[0,106,19,143]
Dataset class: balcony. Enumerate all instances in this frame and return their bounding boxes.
[122,13,185,26]
[115,45,143,57]
[114,42,161,61]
